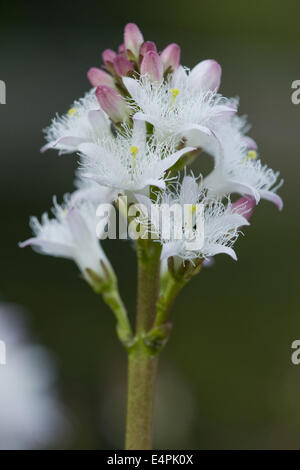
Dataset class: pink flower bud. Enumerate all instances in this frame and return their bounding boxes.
[96,85,129,123]
[160,43,181,71]
[118,44,126,55]
[102,49,117,73]
[140,41,157,58]
[189,59,222,92]
[140,50,163,82]
[124,23,144,59]
[87,67,115,88]
[232,196,256,221]
[113,54,134,76]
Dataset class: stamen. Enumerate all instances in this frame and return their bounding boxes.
[191,204,197,215]
[246,150,257,161]
[67,107,77,116]
[130,145,139,169]
[170,88,180,107]
[130,145,139,156]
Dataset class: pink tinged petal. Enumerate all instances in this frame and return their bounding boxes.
[207,243,238,261]
[203,257,215,268]
[189,59,222,92]
[52,136,90,150]
[140,51,163,82]
[259,190,283,211]
[214,104,237,123]
[88,109,110,133]
[19,238,74,259]
[66,207,93,247]
[95,85,128,123]
[160,43,181,71]
[242,136,258,150]
[113,54,134,76]
[124,23,144,60]
[87,67,115,88]
[102,49,117,73]
[226,181,260,204]
[140,41,157,58]
[232,196,256,220]
[41,143,50,153]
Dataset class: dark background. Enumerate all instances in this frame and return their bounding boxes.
[0,0,299,448]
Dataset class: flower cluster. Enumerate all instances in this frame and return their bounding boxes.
[21,22,283,278]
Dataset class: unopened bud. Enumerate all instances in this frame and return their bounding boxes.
[102,49,117,74]
[160,43,181,71]
[189,59,222,92]
[113,54,134,76]
[140,50,163,82]
[96,85,129,123]
[124,23,144,60]
[87,67,115,88]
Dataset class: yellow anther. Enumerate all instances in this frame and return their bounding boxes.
[191,204,197,214]
[246,150,257,161]
[130,145,139,156]
[170,88,180,106]
[186,204,197,216]
[130,146,139,170]
[67,107,77,116]
[170,88,180,98]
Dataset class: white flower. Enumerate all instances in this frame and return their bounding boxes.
[70,173,118,206]
[0,302,68,449]
[136,175,249,262]
[123,75,236,147]
[19,195,112,282]
[203,118,283,209]
[79,120,194,192]
[42,89,111,154]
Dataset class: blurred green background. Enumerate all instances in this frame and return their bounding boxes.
[0,0,299,449]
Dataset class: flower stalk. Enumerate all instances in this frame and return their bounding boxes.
[86,266,133,346]
[155,258,203,328]
[125,239,162,449]
[125,339,159,450]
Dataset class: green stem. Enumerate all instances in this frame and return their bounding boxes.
[125,340,158,450]
[125,239,161,450]
[101,287,132,345]
[86,266,133,346]
[135,239,161,333]
[155,274,187,328]
[154,259,203,327]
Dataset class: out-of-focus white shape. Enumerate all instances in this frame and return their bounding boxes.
[0,302,69,449]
